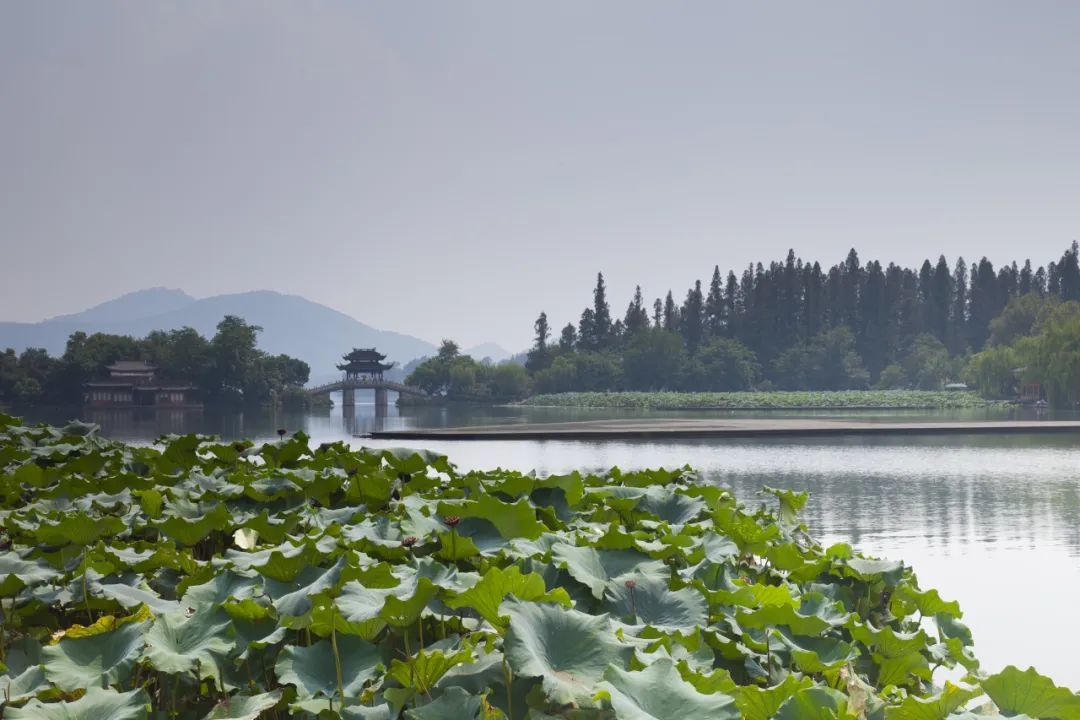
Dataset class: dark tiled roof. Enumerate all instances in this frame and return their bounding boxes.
[107,360,156,372]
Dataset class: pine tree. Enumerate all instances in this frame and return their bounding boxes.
[526,312,552,372]
[592,273,612,347]
[948,258,968,354]
[705,266,725,337]
[724,271,740,338]
[662,291,679,331]
[967,257,998,350]
[558,323,577,351]
[578,308,597,351]
[1019,260,1034,295]
[652,298,663,327]
[681,280,705,354]
[1059,241,1080,300]
[929,256,953,342]
[623,286,650,335]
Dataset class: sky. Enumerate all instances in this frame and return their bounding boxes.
[2,2,1079,350]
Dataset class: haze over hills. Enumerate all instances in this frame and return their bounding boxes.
[0,288,512,382]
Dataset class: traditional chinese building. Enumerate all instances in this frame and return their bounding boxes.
[84,361,201,408]
[336,348,395,381]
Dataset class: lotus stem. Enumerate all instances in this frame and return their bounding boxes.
[332,614,345,709]
[503,657,514,719]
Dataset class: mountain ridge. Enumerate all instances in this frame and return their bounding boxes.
[0,289,446,378]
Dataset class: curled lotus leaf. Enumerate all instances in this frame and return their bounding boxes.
[141,609,234,682]
[551,543,668,600]
[202,690,283,720]
[445,564,570,631]
[596,658,740,719]
[275,635,382,700]
[773,686,850,720]
[603,575,707,631]
[6,687,151,720]
[503,599,633,706]
[402,687,484,720]
[42,616,148,692]
[979,665,1080,720]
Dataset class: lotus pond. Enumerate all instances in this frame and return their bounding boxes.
[0,414,1076,719]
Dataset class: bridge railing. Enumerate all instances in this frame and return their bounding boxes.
[304,379,427,397]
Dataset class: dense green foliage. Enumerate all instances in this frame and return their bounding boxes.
[523,390,1000,411]
[966,296,1080,406]
[0,316,310,407]
[526,244,1080,393]
[1,414,1073,718]
[405,341,529,402]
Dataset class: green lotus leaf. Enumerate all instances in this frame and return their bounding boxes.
[738,592,848,636]
[87,572,180,615]
[341,704,394,719]
[275,635,382,699]
[0,552,61,596]
[699,533,739,563]
[849,621,933,659]
[604,575,707,631]
[403,687,484,720]
[6,687,151,720]
[34,513,127,547]
[773,686,850,720]
[388,645,475,695]
[445,565,570,631]
[1,637,48,702]
[761,486,809,525]
[141,609,234,682]
[336,575,437,628]
[596,658,739,719]
[776,631,860,674]
[636,487,707,525]
[503,599,633,706]
[883,681,980,720]
[436,530,482,560]
[202,690,283,719]
[892,582,962,619]
[42,617,148,691]
[980,665,1080,719]
[734,673,815,720]
[552,543,668,600]
[437,495,546,540]
[155,503,231,546]
[844,557,905,586]
[875,650,931,688]
[269,556,347,618]
[181,571,262,611]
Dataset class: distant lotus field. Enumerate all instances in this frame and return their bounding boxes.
[0,414,1073,718]
[523,390,1005,411]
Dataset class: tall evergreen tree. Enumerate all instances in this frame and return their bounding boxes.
[948,257,968,354]
[578,308,597,351]
[1059,241,1080,300]
[526,312,552,372]
[680,280,706,354]
[1019,260,1034,296]
[724,271,740,338]
[623,286,650,335]
[705,266,725,336]
[968,257,998,350]
[558,323,577,351]
[652,298,663,327]
[592,273,612,347]
[929,256,953,342]
[662,291,679,332]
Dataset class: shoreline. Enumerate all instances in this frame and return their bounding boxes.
[366,417,1080,441]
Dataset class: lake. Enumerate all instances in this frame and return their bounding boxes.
[17,399,1080,687]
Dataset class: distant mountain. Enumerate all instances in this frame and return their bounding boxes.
[464,342,514,363]
[0,289,440,380]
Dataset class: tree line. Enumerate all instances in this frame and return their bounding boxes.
[523,242,1080,397]
[0,316,311,407]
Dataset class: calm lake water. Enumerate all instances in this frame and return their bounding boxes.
[17,399,1080,688]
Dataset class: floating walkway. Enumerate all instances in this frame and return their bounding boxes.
[365,418,1080,441]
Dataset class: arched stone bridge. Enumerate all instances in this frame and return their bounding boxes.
[305,378,428,411]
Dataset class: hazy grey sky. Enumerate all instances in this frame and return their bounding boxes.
[2,2,1079,349]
